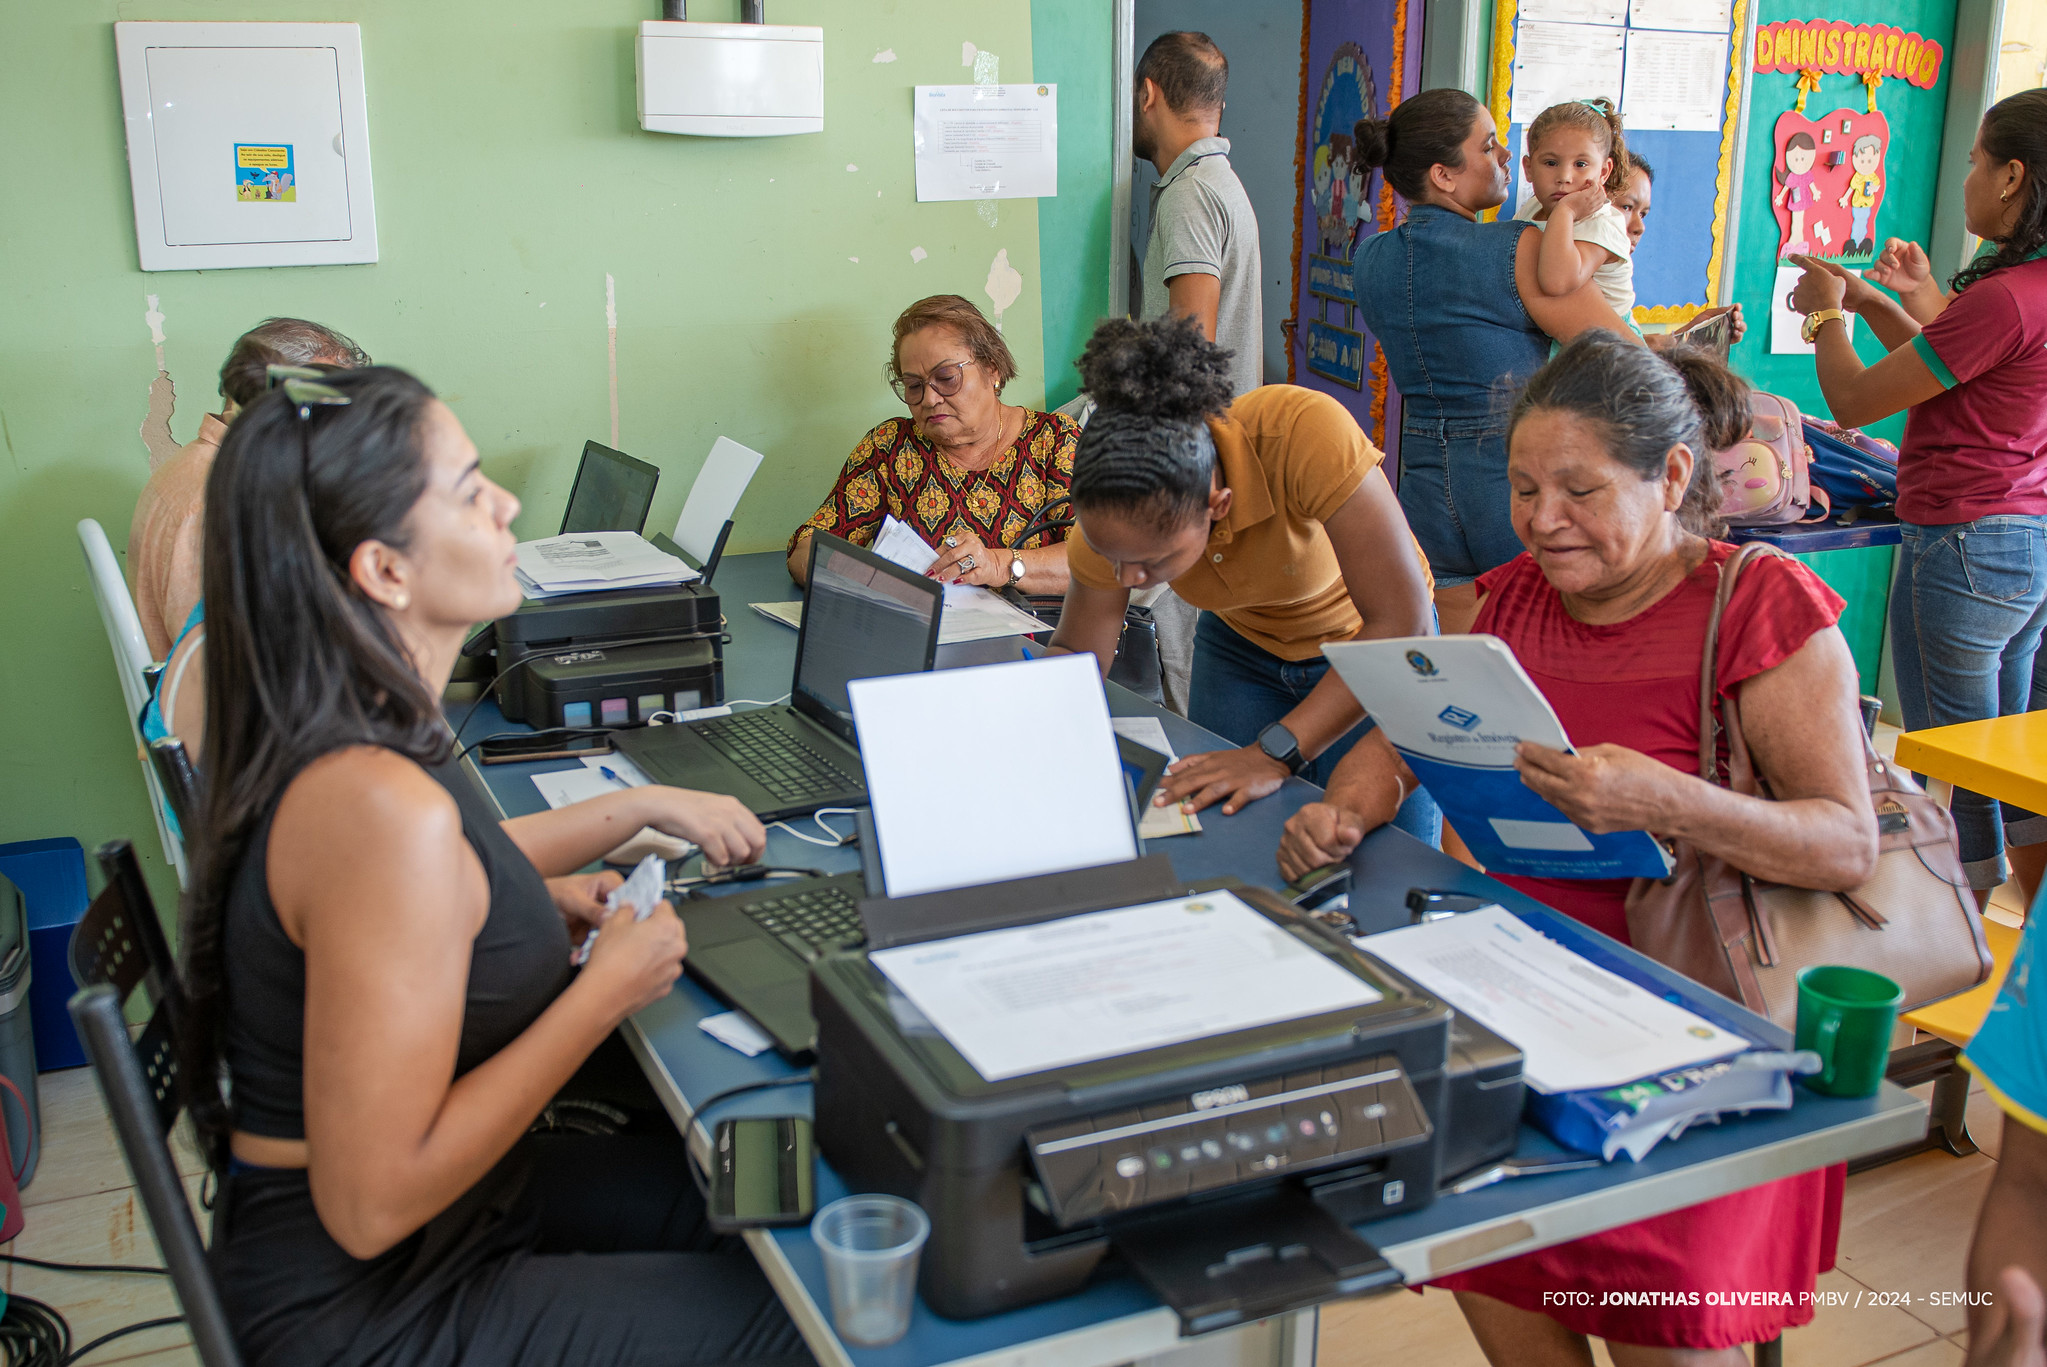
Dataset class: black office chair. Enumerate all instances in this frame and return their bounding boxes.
[148,737,201,832]
[67,839,244,1367]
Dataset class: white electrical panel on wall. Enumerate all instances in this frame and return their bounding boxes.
[114,22,378,271]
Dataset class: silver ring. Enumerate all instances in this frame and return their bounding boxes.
[960,555,976,571]
[943,536,959,548]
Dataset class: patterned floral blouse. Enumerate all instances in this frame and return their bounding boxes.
[790,410,1080,555]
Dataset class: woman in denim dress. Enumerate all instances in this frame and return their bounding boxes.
[1353,89,1633,633]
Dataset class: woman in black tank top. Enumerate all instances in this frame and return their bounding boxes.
[181,365,809,1366]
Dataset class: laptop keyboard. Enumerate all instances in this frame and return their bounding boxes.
[697,711,862,803]
[742,884,865,957]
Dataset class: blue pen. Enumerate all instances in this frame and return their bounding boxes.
[599,765,626,786]
[1019,643,1039,660]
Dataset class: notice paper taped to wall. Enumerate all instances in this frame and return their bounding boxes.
[913,84,1057,201]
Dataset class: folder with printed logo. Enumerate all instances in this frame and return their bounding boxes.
[1322,636,1673,879]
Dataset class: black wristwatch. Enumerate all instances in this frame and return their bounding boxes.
[1256,721,1306,776]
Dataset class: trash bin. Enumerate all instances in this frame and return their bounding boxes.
[0,870,42,1185]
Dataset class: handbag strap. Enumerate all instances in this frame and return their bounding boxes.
[1695,542,1786,786]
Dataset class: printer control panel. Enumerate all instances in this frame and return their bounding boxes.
[1025,1054,1431,1227]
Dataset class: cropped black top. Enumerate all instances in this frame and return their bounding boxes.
[223,754,573,1140]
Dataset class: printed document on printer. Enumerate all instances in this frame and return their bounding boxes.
[1363,906,1747,1093]
[867,891,1382,1082]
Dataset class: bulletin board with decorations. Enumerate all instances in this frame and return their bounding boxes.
[1485,0,1756,329]
[1728,1,1957,443]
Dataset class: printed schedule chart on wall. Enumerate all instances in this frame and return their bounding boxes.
[1489,0,1750,324]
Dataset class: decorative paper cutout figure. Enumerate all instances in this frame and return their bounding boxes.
[1838,134,1884,256]
[1770,108,1889,265]
[1309,43,1377,264]
[1775,131,1820,255]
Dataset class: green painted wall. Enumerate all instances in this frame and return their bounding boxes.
[1728,0,1959,444]
[1031,0,1116,407]
[0,1,1048,892]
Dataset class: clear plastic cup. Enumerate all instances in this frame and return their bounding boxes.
[810,1194,930,1347]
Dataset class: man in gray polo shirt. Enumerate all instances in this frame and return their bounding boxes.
[1136,31,1263,397]
[1128,31,1264,714]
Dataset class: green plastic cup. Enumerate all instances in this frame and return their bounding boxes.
[1795,965,1904,1099]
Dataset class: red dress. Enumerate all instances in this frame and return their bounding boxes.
[1430,543,1849,1349]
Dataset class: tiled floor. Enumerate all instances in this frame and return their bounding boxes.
[28,862,2025,1367]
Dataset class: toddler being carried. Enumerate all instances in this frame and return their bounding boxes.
[1514,97,1636,322]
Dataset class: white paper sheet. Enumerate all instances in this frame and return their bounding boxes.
[1520,0,1625,23]
[1110,716,1201,840]
[1769,263,1858,354]
[1509,21,1626,126]
[849,655,1135,897]
[1629,0,1732,31]
[529,756,693,864]
[1362,907,1747,1093]
[870,891,1383,1081]
[1622,28,1731,132]
[866,515,1049,644]
[699,1009,774,1057]
[672,436,765,564]
[913,84,1058,202]
[515,530,697,598]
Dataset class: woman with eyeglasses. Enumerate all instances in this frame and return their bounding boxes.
[787,294,1079,591]
[182,366,811,1365]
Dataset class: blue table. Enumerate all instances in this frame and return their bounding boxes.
[1727,518,1901,552]
[466,551,1928,1367]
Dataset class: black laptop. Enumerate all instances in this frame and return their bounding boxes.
[679,733,1169,1058]
[559,440,660,536]
[611,533,942,821]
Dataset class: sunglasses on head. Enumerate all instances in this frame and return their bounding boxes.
[265,364,351,419]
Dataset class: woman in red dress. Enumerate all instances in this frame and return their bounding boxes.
[1280,331,1880,1362]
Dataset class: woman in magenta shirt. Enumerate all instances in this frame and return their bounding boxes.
[1791,89,2047,898]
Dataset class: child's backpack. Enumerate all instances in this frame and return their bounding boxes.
[1715,392,1827,526]
[1804,419,1899,509]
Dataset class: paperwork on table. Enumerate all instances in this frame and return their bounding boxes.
[1362,906,1747,1094]
[869,891,1382,1082]
[1110,715,1201,840]
[529,752,692,864]
[515,531,698,599]
[757,517,1048,645]
[1321,636,1673,879]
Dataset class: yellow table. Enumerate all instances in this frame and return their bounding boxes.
[1894,711,2047,816]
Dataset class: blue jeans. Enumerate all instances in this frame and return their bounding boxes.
[1396,419,1526,588]
[1188,613,1443,847]
[1891,516,2047,887]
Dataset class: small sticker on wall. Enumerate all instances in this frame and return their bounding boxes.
[235,143,295,202]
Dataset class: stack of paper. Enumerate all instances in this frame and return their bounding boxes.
[870,516,1050,644]
[515,531,699,600]
[1363,907,1770,1161]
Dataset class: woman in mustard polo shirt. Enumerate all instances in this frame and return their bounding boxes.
[1047,315,1438,834]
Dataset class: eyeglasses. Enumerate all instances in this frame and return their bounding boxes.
[890,358,975,406]
[265,363,351,420]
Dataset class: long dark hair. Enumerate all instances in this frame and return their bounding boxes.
[1070,314,1235,530]
[178,366,448,1172]
[1952,89,2047,294]
[1510,330,1751,537]
[1353,88,1484,203]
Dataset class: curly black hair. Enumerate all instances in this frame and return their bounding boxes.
[1071,315,1236,529]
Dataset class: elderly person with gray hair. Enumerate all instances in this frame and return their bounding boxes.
[788,294,1079,592]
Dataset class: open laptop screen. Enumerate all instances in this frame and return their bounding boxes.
[560,440,660,536]
[791,536,943,742]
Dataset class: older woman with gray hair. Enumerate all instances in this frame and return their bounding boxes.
[1283,331,1876,1365]
[787,294,1079,592]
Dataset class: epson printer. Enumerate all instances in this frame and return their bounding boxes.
[812,855,1525,1333]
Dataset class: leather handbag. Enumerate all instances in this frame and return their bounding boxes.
[1624,543,1992,1029]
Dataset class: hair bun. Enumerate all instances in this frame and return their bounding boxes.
[1351,116,1392,170]
[1075,315,1235,423]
